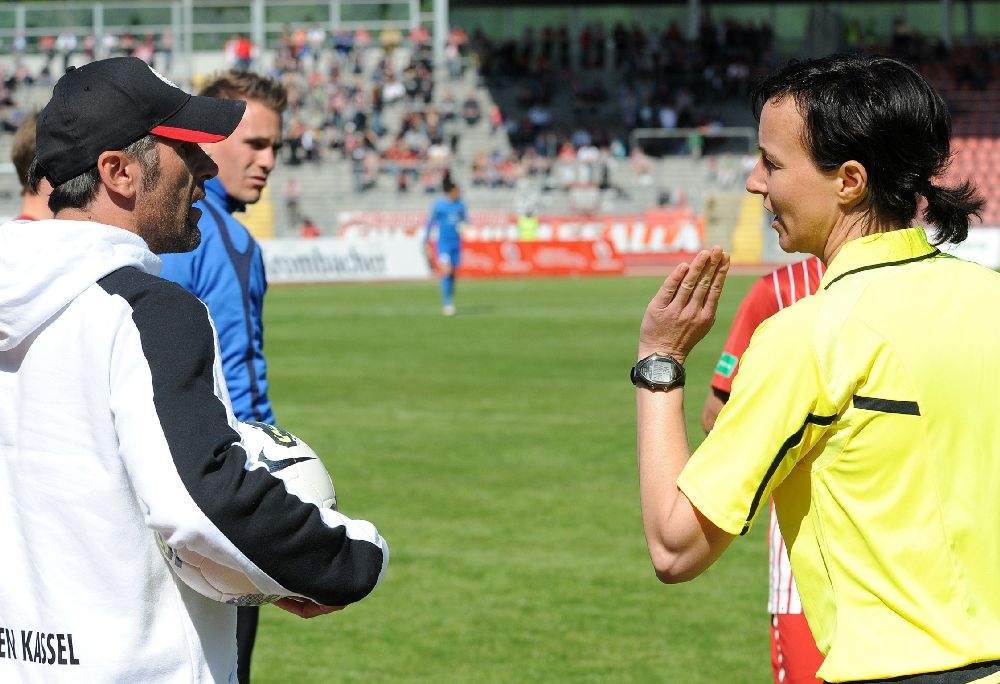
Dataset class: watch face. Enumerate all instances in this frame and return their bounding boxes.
[644,357,678,384]
[632,354,685,390]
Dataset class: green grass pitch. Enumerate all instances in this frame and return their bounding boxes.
[251,273,768,683]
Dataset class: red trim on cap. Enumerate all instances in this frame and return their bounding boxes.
[150,125,226,143]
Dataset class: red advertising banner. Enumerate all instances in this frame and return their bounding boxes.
[337,209,704,257]
[445,240,625,278]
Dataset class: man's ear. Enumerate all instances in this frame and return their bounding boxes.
[837,160,868,208]
[95,150,140,200]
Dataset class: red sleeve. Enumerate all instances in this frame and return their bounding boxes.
[710,275,781,394]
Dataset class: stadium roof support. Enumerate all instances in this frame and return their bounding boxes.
[448,0,963,51]
[451,0,955,5]
[435,0,448,76]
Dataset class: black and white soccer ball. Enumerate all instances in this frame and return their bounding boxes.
[157,421,337,605]
[238,421,337,510]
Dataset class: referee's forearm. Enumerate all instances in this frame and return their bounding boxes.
[636,386,692,577]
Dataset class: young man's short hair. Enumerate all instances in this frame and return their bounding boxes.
[199,71,288,115]
[11,113,38,194]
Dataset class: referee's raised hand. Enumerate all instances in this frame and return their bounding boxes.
[638,246,730,363]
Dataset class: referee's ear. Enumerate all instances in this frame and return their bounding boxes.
[836,159,868,210]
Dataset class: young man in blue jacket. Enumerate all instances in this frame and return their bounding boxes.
[159,70,287,683]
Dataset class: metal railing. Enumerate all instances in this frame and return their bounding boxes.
[629,127,758,158]
[0,0,432,83]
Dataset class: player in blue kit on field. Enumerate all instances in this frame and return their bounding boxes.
[424,177,468,316]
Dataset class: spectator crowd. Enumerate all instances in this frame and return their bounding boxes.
[1,13,999,220]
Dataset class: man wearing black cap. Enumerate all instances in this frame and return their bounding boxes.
[0,57,388,682]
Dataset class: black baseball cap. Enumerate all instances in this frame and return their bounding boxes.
[36,57,247,187]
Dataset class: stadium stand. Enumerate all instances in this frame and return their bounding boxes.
[945,137,1000,226]
[0,4,998,241]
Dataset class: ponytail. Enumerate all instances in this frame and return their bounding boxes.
[923,179,985,246]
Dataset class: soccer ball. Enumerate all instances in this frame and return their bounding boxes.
[157,421,337,605]
[237,421,337,510]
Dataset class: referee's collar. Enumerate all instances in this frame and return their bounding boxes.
[820,227,940,291]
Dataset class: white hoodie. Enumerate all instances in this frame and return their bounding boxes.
[0,220,388,682]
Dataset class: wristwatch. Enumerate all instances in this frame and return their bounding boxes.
[630,353,686,391]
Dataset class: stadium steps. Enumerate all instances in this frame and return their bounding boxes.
[453,95,511,164]
[728,194,766,263]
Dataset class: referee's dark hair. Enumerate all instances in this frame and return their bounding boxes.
[751,53,984,246]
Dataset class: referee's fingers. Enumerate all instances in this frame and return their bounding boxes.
[672,250,711,308]
[656,261,690,307]
[703,251,730,313]
[684,248,722,309]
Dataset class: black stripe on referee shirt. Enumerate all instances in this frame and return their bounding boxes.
[823,249,940,290]
[741,412,837,536]
[852,395,920,415]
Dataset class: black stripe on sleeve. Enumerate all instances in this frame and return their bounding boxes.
[852,395,920,415]
[741,412,837,536]
[711,387,731,403]
[100,267,384,606]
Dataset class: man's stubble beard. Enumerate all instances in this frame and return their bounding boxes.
[138,187,203,255]
[136,143,203,255]
[177,213,202,252]
[156,205,202,254]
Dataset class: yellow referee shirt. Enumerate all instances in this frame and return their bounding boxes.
[679,228,1000,682]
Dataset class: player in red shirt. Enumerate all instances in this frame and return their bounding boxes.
[702,257,826,684]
